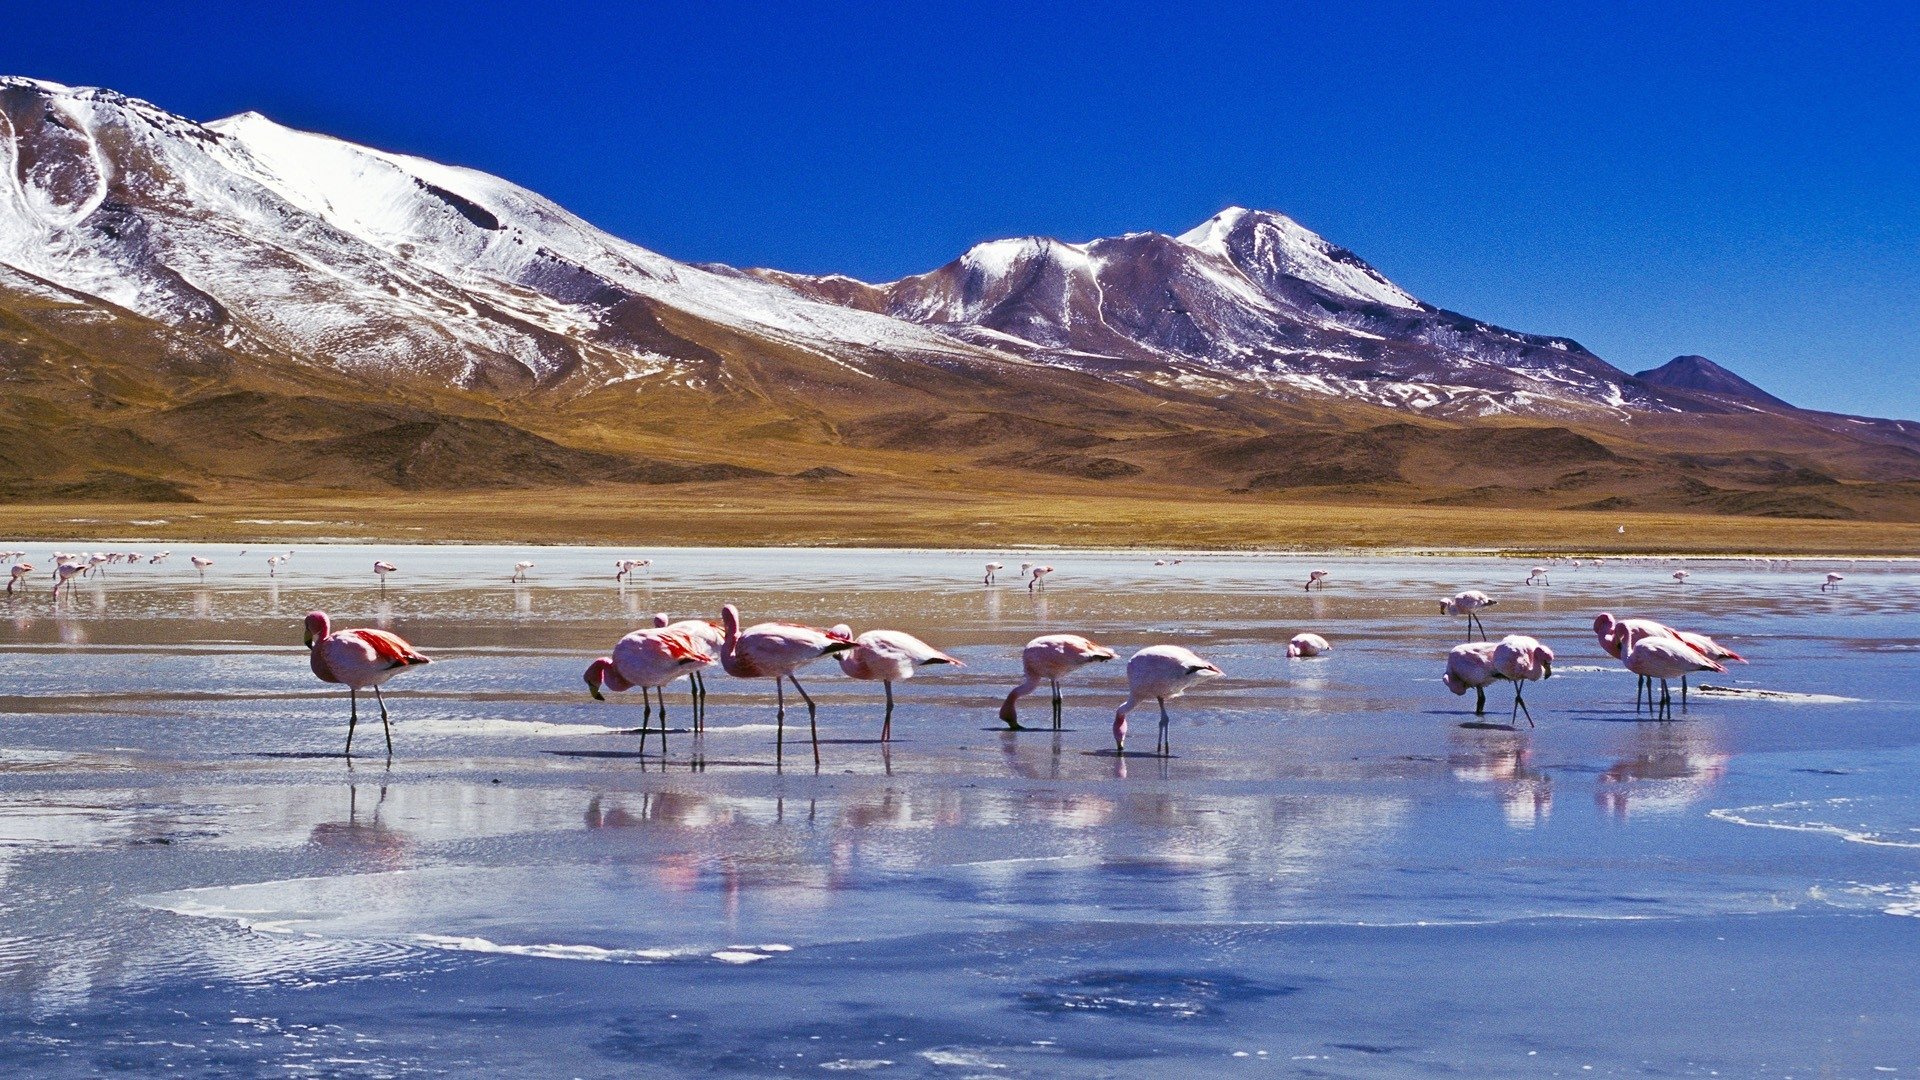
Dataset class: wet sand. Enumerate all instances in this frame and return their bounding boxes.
[2,545,1917,1076]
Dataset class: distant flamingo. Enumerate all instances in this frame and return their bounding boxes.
[1305,569,1330,591]
[1442,641,1501,715]
[304,611,433,757]
[1526,566,1550,585]
[1671,569,1690,584]
[652,613,724,728]
[718,604,856,767]
[1114,645,1222,754]
[1000,634,1116,730]
[1622,636,1724,719]
[189,556,213,580]
[614,559,651,582]
[828,624,963,741]
[1822,573,1845,592]
[584,625,715,754]
[52,562,86,595]
[373,560,396,592]
[1028,565,1054,591]
[983,562,1004,585]
[1286,633,1331,658]
[7,563,34,594]
[1441,590,1497,640]
[511,561,535,583]
[149,551,171,565]
[1491,635,1554,727]
[267,554,288,577]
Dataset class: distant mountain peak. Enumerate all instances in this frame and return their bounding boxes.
[1635,355,1793,410]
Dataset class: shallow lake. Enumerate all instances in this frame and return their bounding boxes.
[1,544,1916,1076]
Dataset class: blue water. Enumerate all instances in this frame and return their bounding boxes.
[1,544,1917,1076]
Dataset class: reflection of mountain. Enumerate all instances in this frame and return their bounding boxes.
[1595,726,1731,816]
[6,77,1920,521]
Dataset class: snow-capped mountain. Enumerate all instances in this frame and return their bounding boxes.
[0,76,1010,395]
[756,207,1685,420]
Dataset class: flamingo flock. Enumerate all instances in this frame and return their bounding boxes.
[16,546,1885,763]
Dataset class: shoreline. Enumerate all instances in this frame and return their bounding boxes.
[6,489,1920,556]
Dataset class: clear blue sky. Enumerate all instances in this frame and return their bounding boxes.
[9,1,1919,417]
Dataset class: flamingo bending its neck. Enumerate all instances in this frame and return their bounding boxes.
[1000,634,1116,730]
[1286,633,1331,658]
[584,625,715,755]
[1491,635,1554,727]
[304,611,432,757]
[718,604,855,767]
[1114,645,1221,754]
[652,613,724,729]
[829,624,962,741]
[1441,591,1497,641]
[1305,569,1330,591]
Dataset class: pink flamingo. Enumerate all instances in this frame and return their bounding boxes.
[190,556,213,580]
[584,625,715,754]
[6,563,31,594]
[52,562,86,595]
[1441,590,1497,640]
[303,611,433,757]
[1305,569,1330,590]
[1622,636,1724,720]
[1822,573,1844,592]
[1443,641,1501,715]
[1671,569,1690,584]
[1000,634,1117,730]
[652,613,724,728]
[1525,566,1550,585]
[1595,613,1744,709]
[983,562,1004,585]
[828,624,963,741]
[511,561,535,582]
[1028,565,1054,591]
[718,604,856,766]
[1491,635,1554,727]
[1286,633,1331,658]
[372,560,396,592]
[1113,645,1222,754]
[614,559,651,582]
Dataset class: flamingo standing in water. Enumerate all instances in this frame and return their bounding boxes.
[1442,641,1501,716]
[652,613,723,728]
[149,551,171,565]
[614,559,651,583]
[1113,645,1222,755]
[1822,573,1845,592]
[1671,569,1690,584]
[584,624,715,754]
[1028,566,1054,591]
[267,554,288,577]
[718,604,855,766]
[1305,569,1330,591]
[372,561,397,592]
[304,611,433,757]
[7,563,32,594]
[1595,614,1744,709]
[1441,590,1497,640]
[1000,634,1117,730]
[1491,635,1554,727]
[511,561,535,583]
[1526,566,1550,586]
[1286,633,1331,658]
[829,624,963,741]
[983,562,1004,585]
[1621,636,1724,719]
[188,556,213,580]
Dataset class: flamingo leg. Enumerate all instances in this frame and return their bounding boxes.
[774,678,785,764]
[788,674,820,768]
[372,685,393,757]
[657,689,668,758]
[1050,679,1062,730]
[1681,675,1689,712]
[346,689,359,756]
[1157,697,1171,756]
[1513,684,1534,728]
[881,681,894,742]
[1474,685,1485,716]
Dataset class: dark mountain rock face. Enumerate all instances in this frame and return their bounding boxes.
[1635,355,1795,409]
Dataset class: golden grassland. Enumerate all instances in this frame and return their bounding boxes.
[5,478,1920,555]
